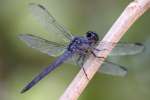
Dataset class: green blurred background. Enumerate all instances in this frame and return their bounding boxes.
[0,0,150,100]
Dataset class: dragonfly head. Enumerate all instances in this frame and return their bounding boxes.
[86,31,99,44]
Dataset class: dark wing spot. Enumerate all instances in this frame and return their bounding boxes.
[134,42,143,46]
[38,4,46,10]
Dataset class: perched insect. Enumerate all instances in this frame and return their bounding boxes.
[19,3,144,93]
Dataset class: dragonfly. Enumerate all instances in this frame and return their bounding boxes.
[19,3,144,93]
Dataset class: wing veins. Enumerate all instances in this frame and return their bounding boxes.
[19,34,66,57]
[29,3,73,41]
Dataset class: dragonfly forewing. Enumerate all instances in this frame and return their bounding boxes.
[29,3,73,43]
[109,42,144,56]
[96,41,144,56]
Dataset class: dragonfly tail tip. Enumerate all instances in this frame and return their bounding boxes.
[20,85,31,94]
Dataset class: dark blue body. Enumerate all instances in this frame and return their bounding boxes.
[21,33,98,93]
[20,3,144,94]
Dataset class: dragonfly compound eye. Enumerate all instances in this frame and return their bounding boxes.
[86,31,99,42]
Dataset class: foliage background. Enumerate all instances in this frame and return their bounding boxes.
[0,0,150,100]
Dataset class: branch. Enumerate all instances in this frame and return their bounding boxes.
[60,0,150,100]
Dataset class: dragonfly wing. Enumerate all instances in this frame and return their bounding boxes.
[64,54,79,66]
[70,54,95,69]
[19,34,66,57]
[109,42,144,56]
[71,54,127,77]
[99,61,127,77]
[66,51,127,77]
[29,3,73,42]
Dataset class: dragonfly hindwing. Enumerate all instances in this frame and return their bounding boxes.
[99,61,127,77]
[19,34,66,57]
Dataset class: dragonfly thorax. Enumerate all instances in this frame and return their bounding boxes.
[68,37,93,54]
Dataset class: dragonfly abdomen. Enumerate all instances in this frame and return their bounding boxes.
[21,51,73,93]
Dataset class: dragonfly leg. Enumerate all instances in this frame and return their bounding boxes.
[92,47,108,59]
[81,55,89,80]
[77,55,89,80]
[93,48,107,52]
[91,50,105,59]
[82,67,89,80]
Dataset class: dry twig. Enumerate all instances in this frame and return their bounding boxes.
[60,0,150,100]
